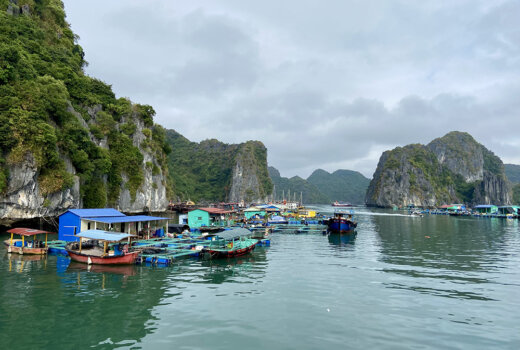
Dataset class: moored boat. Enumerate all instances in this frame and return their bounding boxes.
[331,201,353,207]
[202,228,257,259]
[4,228,52,255]
[65,230,138,265]
[327,211,357,233]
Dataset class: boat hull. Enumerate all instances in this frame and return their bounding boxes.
[204,242,257,259]
[4,240,48,255]
[327,219,356,233]
[331,203,353,207]
[66,250,139,265]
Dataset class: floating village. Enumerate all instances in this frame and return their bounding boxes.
[4,198,519,267]
[3,199,356,267]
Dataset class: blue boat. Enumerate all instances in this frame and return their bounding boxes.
[327,211,357,233]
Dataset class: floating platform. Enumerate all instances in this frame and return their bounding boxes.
[45,233,271,266]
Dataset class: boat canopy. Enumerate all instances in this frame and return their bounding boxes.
[84,215,168,224]
[216,228,252,240]
[76,230,134,242]
[7,228,53,236]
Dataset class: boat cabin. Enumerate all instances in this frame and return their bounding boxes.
[68,230,135,258]
[4,228,53,255]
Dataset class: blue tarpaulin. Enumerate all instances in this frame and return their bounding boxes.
[67,209,125,217]
[75,230,134,241]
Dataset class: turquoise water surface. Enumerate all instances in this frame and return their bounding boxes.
[1,207,519,349]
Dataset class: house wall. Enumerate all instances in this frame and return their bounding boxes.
[58,212,80,242]
[188,210,209,228]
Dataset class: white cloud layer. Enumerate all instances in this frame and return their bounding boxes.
[64,0,520,178]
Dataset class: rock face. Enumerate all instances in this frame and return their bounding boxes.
[165,131,272,203]
[0,154,79,223]
[0,105,168,222]
[366,132,511,207]
[0,0,170,223]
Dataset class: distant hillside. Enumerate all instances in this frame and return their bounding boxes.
[166,130,272,203]
[268,167,329,204]
[307,169,370,204]
[505,164,520,184]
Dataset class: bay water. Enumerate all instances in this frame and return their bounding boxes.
[1,207,519,349]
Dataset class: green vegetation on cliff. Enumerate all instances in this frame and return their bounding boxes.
[505,164,520,184]
[268,167,369,204]
[512,184,520,205]
[307,169,370,204]
[0,0,170,206]
[268,167,329,204]
[166,130,272,202]
[367,131,511,207]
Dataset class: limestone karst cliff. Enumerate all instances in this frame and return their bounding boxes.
[0,0,170,222]
[365,132,512,207]
[165,130,272,203]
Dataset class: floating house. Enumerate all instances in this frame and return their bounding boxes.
[187,208,234,228]
[497,206,520,216]
[473,205,498,214]
[440,204,466,212]
[58,209,169,241]
[244,207,267,220]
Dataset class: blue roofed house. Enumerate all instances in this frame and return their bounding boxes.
[58,209,169,241]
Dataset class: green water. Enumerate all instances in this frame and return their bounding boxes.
[1,208,520,349]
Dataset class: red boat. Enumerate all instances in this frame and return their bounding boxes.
[4,228,53,255]
[65,230,138,265]
[67,250,139,265]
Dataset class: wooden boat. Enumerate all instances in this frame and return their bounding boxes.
[65,229,138,265]
[202,228,257,259]
[327,211,357,233]
[331,201,353,207]
[4,228,53,255]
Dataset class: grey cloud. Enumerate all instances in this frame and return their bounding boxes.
[63,0,520,179]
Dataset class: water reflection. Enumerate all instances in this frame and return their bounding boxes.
[0,251,174,349]
[327,232,357,247]
[369,212,514,300]
[198,249,268,285]
[67,261,137,276]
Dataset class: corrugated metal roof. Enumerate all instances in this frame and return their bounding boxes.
[474,205,496,208]
[65,209,125,218]
[7,228,54,236]
[76,230,134,241]
[193,208,234,214]
[83,215,168,224]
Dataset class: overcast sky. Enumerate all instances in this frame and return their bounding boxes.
[63,0,520,179]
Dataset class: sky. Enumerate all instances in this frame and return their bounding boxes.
[63,0,520,179]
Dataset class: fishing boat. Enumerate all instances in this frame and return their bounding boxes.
[331,201,353,207]
[202,228,257,259]
[65,230,138,265]
[4,228,52,255]
[327,211,357,233]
